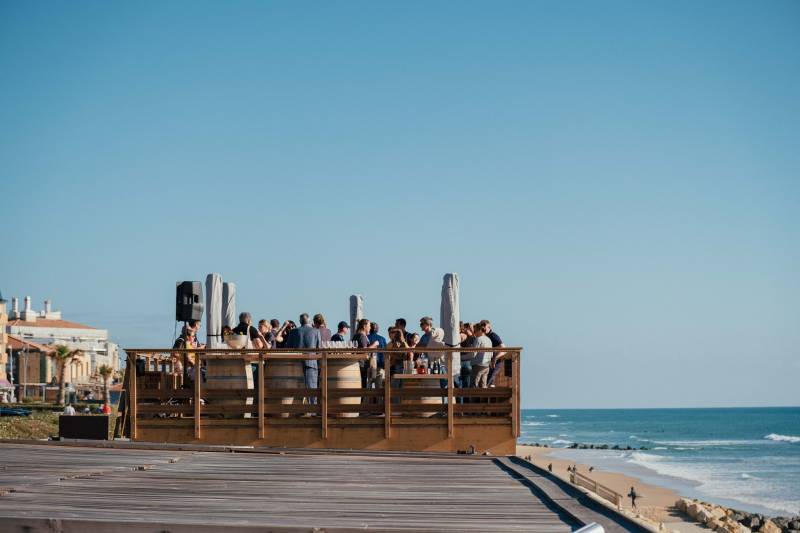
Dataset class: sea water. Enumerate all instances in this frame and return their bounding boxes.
[520,407,800,516]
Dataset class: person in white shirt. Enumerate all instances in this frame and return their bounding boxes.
[63,404,76,416]
[470,323,493,388]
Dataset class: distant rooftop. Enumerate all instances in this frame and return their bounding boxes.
[6,334,55,352]
[7,318,96,330]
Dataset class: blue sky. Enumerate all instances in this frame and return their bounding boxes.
[1,1,798,408]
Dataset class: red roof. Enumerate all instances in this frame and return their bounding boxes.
[7,318,96,330]
[6,334,55,353]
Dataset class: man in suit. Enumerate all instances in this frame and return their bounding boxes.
[286,313,322,404]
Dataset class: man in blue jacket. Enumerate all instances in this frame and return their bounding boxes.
[286,313,322,404]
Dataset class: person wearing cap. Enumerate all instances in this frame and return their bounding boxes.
[331,321,350,342]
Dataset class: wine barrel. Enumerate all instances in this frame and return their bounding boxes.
[263,360,305,418]
[402,377,441,418]
[327,359,361,418]
[205,357,254,419]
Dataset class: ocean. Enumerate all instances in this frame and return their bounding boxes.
[520,407,800,516]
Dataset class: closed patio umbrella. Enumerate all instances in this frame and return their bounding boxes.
[440,273,460,371]
[222,282,236,330]
[205,273,223,349]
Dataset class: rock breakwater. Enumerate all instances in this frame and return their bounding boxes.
[676,498,800,533]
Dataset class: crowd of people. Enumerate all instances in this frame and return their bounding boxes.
[171,313,507,393]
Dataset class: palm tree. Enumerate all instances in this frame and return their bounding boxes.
[53,345,82,405]
[98,364,113,406]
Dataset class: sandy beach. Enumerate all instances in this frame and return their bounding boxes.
[517,444,690,528]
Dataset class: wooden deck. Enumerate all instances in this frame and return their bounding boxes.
[123,347,521,454]
[0,442,579,532]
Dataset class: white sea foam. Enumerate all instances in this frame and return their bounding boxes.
[765,433,800,444]
[654,439,762,447]
[540,437,556,442]
[629,452,665,463]
[653,447,668,450]
[546,414,559,418]
[553,439,573,446]
[626,451,800,515]
[523,421,545,426]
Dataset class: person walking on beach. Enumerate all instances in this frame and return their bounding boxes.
[628,486,639,509]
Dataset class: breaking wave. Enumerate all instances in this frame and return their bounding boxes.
[765,434,800,444]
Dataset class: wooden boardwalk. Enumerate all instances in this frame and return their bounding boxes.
[0,443,579,532]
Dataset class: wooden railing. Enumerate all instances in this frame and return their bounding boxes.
[123,347,521,447]
[571,470,623,509]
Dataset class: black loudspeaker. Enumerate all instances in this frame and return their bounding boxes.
[176,281,204,321]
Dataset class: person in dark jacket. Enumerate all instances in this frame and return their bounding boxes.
[286,313,322,403]
[331,321,350,342]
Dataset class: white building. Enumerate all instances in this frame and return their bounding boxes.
[5,296,120,381]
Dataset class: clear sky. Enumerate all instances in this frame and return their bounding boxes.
[1,1,798,408]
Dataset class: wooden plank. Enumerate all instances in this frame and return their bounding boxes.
[391,388,448,398]
[137,405,193,414]
[136,387,509,400]
[258,354,265,439]
[127,346,523,354]
[384,357,391,439]
[193,360,201,439]
[447,362,454,438]
[327,404,383,414]
[454,404,512,414]
[0,443,576,533]
[392,374,446,380]
[327,388,383,398]
[513,350,520,437]
[129,355,137,440]
[321,353,328,439]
